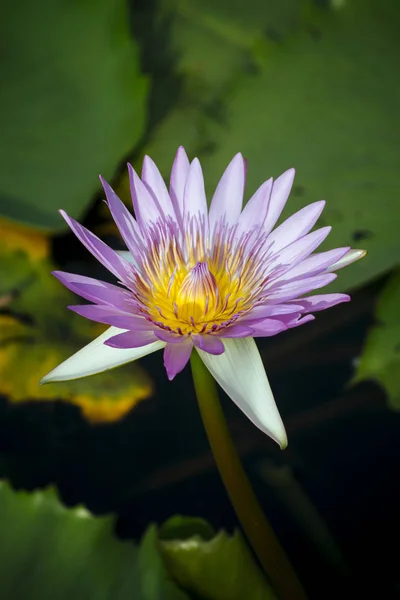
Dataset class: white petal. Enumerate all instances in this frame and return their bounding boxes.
[196,337,287,448]
[325,249,366,272]
[41,326,165,383]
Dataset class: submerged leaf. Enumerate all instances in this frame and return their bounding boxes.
[0,481,188,600]
[354,270,400,410]
[160,517,276,600]
[145,0,400,291]
[0,0,147,231]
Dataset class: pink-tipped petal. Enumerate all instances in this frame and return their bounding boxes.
[183,158,208,222]
[68,304,153,330]
[274,247,350,283]
[164,338,193,380]
[128,163,164,228]
[59,211,130,281]
[286,314,315,328]
[192,334,225,355]
[209,153,246,230]
[100,176,142,258]
[237,177,273,235]
[154,330,187,344]
[249,318,288,337]
[267,200,326,252]
[263,168,295,236]
[268,226,332,279]
[142,155,176,219]
[240,303,303,323]
[291,293,350,313]
[217,324,255,338]
[105,330,158,348]
[53,271,131,310]
[170,146,190,216]
[266,273,337,303]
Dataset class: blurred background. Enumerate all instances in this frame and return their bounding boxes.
[0,0,399,598]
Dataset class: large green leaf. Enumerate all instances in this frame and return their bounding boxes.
[0,0,147,231]
[0,481,188,600]
[353,270,400,410]
[159,516,276,600]
[144,0,400,292]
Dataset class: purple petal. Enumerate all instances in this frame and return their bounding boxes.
[100,176,142,259]
[170,146,190,217]
[274,247,350,283]
[217,324,254,338]
[105,330,158,349]
[267,201,326,252]
[249,318,288,337]
[183,158,208,221]
[59,211,130,281]
[154,329,187,343]
[266,273,337,303]
[291,293,350,313]
[164,338,193,380]
[263,169,295,236]
[68,304,153,330]
[53,271,132,310]
[237,177,273,235]
[266,227,332,283]
[240,303,302,323]
[128,163,164,228]
[142,155,176,219]
[209,153,246,230]
[192,334,225,355]
[286,314,315,328]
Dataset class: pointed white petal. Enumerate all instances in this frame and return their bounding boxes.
[196,337,287,448]
[41,326,165,383]
[325,249,366,272]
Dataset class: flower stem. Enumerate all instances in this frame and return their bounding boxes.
[190,352,308,600]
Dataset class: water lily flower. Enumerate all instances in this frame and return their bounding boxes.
[41,148,365,447]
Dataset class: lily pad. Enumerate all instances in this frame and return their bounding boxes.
[160,517,276,600]
[144,0,400,292]
[0,0,147,231]
[353,270,400,411]
[0,244,153,423]
[0,481,188,600]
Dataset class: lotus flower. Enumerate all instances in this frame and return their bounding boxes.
[41,148,365,447]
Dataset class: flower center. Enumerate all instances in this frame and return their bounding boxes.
[131,219,271,335]
[175,262,218,324]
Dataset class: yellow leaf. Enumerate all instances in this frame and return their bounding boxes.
[0,245,154,423]
[0,217,49,261]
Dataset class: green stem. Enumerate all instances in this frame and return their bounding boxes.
[190,352,308,600]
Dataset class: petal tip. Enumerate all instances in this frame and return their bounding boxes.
[279,435,288,450]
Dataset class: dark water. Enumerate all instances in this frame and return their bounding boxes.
[1,274,399,599]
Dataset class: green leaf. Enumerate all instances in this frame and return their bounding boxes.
[0,481,189,600]
[160,522,276,600]
[159,516,216,542]
[353,270,400,410]
[145,0,400,291]
[0,0,147,232]
[0,244,153,423]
